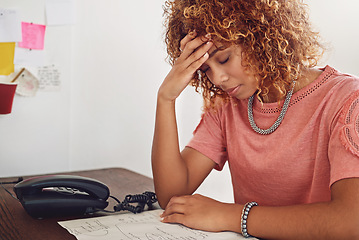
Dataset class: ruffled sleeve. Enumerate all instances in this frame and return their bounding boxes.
[329,90,359,185]
[339,91,359,156]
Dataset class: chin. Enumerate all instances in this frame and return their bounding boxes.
[235,93,252,100]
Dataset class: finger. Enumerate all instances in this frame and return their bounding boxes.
[161,202,187,217]
[180,34,211,60]
[160,195,190,217]
[166,195,191,206]
[179,30,197,51]
[175,47,210,82]
[177,40,212,73]
[185,42,212,71]
[187,40,212,62]
[161,197,185,214]
[161,213,186,225]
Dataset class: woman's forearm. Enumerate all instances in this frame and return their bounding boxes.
[151,97,191,208]
[233,179,359,239]
[151,31,213,208]
[246,202,352,240]
[215,200,358,240]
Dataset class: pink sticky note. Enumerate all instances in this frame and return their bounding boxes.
[18,22,46,50]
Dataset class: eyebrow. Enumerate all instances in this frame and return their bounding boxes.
[209,48,219,58]
[200,46,227,71]
[208,46,226,58]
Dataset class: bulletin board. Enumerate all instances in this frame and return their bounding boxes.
[0,0,75,97]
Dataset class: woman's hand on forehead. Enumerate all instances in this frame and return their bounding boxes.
[158,30,213,102]
[179,30,212,60]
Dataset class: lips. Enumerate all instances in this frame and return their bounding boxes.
[225,85,241,97]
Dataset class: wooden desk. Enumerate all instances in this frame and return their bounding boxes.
[0,168,155,240]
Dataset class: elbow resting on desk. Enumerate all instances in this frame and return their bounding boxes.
[156,194,170,210]
[153,181,192,209]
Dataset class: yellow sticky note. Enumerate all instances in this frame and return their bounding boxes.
[0,42,15,75]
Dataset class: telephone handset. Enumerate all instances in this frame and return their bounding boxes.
[13,175,110,218]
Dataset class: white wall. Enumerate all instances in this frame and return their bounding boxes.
[68,1,168,176]
[0,0,358,203]
[308,0,359,73]
[0,0,72,176]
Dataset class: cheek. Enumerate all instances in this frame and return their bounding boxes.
[234,65,257,86]
[228,63,247,79]
[202,70,216,85]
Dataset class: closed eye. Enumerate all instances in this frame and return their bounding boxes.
[200,53,229,73]
[220,56,229,64]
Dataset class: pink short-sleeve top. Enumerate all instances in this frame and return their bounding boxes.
[187,66,359,206]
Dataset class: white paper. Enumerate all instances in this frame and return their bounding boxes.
[14,68,39,97]
[58,209,256,240]
[14,47,46,67]
[0,8,22,42]
[46,0,76,26]
[37,65,61,91]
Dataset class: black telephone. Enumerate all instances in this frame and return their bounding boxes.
[13,175,110,218]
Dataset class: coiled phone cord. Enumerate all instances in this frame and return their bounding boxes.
[111,191,157,214]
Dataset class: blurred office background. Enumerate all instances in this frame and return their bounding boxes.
[0,0,358,203]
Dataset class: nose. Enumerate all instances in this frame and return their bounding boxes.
[211,68,229,87]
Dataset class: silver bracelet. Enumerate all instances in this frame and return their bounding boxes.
[241,201,258,238]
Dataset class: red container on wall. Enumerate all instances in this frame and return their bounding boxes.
[0,82,17,114]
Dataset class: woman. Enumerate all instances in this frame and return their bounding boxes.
[152,0,359,239]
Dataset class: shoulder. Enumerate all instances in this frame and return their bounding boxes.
[196,98,246,134]
[202,97,245,118]
[327,67,359,108]
[303,66,359,106]
[322,67,359,130]
[329,66,359,90]
[287,66,359,127]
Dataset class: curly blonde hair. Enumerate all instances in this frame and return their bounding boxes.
[163,0,324,109]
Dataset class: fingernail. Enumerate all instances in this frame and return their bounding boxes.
[205,33,211,39]
[189,30,196,35]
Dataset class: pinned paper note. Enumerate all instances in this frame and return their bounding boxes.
[0,42,15,75]
[18,22,46,50]
[14,47,46,67]
[0,8,22,42]
[38,65,61,91]
[12,68,39,97]
[46,0,76,26]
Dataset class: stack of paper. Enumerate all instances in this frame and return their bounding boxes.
[58,209,257,240]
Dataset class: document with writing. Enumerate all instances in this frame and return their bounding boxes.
[58,209,257,240]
